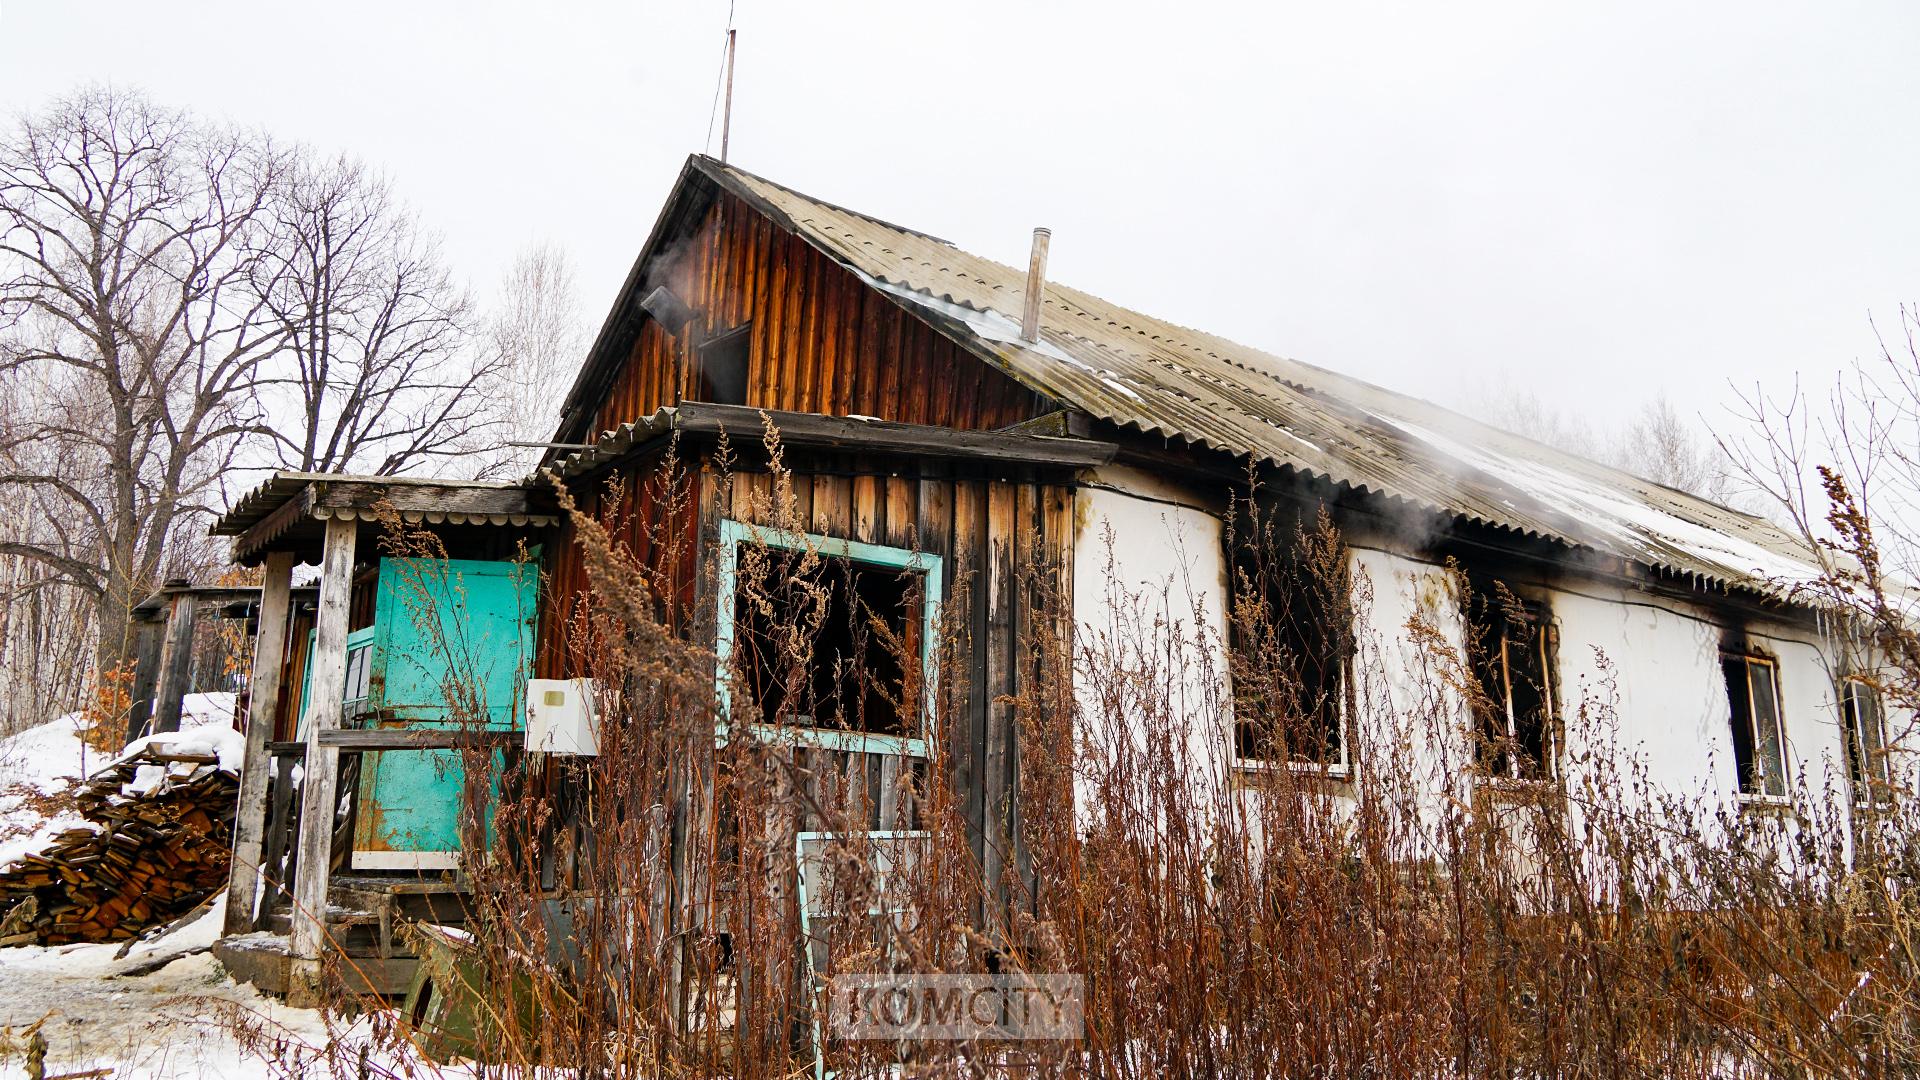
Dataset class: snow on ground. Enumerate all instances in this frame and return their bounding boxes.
[2,696,591,1079]
[0,694,460,1079]
[0,895,465,1080]
[0,693,240,868]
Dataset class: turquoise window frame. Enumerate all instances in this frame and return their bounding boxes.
[297,624,377,740]
[715,518,943,758]
[795,828,930,1080]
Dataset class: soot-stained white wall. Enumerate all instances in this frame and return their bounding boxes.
[1346,546,1856,809]
[1069,466,1232,820]
[1064,469,1869,820]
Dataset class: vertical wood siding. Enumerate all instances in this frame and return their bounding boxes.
[536,455,701,681]
[589,193,1048,436]
[711,456,1073,894]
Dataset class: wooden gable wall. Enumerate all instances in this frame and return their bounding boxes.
[591,192,1050,435]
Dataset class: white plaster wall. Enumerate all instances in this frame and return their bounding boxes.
[1069,467,1232,826]
[1546,586,1732,799]
[1062,476,1869,829]
[1338,547,1861,818]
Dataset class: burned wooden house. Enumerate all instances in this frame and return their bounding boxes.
[209,155,1870,1004]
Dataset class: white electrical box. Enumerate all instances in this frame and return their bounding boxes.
[525,678,600,755]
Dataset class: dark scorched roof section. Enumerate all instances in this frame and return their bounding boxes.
[691,157,1821,597]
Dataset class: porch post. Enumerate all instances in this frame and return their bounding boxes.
[289,519,355,1007]
[225,551,295,936]
[151,586,198,734]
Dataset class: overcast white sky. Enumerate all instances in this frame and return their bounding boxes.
[4,1,1917,436]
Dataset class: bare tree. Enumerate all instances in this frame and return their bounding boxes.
[0,88,287,680]
[1481,388,1737,503]
[254,155,498,476]
[1618,395,1736,501]
[482,241,585,478]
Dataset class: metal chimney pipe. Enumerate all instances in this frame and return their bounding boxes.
[1020,227,1051,343]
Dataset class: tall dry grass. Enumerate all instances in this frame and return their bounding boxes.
[246,432,1920,1079]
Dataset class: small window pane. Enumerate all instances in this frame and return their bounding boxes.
[1723,657,1759,793]
[1846,680,1888,792]
[1747,661,1787,798]
[1506,620,1553,780]
[344,644,372,707]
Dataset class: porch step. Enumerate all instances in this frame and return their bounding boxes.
[213,932,418,998]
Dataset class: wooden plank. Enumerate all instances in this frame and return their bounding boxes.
[756,217,786,406]
[816,259,843,413]
[903,320,933,425]
[730,470,756,527]
[877,290,903,420]
[786,234,814,412]
[981,483,1017,915]
[122,619,166,746]
[951,479,989,889]
[314,729,522,751]
[771,233,799,409]
[885,475,916,552]
[225,551,295,936]
[783,472,814,535]
[672,404,1117,469]
[876,753,902,832]
[794,246,821,413]
[313,480,545,518]
[915,468,954,561]
[831,267,858,416]
[811,468,848,539]
[851,475,880,546]
[151,592,198,735]
[1010,483,1040,912]
[288,516,356,1008]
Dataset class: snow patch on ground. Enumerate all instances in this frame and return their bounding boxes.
[0,693,239,881]
[0,897,466,1079]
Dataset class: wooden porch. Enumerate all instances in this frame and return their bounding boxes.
[210,473,559,1005]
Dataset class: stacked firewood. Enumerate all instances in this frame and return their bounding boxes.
[0,749,238,945]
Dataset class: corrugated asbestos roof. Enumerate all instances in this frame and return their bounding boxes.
[702,158,1821,597]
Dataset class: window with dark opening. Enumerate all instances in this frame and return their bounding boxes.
[696,324,751,406]
[1466,581,1556,781]
[732,544,922,739]
[1229,510,1353,772]
[1723,653,1788,799]
[1842,676,1888,800]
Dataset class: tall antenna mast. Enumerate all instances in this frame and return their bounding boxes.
[720,29,737,163]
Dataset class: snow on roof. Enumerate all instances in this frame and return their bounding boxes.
[695,156,1822,599]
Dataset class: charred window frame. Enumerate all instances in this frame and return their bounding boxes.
[1465,581,1558,782]
[694,323,751,406]
[1227,509,1355,775]
[1723,652,1789,800]
[1842,676,1889,803]
[715,519,943,758]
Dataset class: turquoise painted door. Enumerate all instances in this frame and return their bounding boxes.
[354,556,537,865]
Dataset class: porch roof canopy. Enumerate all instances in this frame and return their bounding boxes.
[211,473,560,567]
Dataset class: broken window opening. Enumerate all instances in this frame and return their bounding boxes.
[1842,676,1889,801]
[1228,509,1354,774]
[1466,581,1556,782]
[695,323,751,406]
[1723,653,1789,800]
[717,521,943,756]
